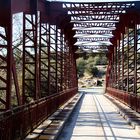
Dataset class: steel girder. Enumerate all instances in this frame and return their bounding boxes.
[0,0,139,110]
[0,0,140,139]
[63,2,138,51]
[0,0,78,110]
[106,11,140,111]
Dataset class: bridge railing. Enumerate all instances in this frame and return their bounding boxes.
[106,87,140,112]
[0,87,77,140]
[106,9,140,113]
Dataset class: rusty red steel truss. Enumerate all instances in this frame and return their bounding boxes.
[0,0,78,110]
[106,11,140,112]
[0,0,140,139]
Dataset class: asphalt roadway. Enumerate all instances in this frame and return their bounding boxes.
[58,87,140,140]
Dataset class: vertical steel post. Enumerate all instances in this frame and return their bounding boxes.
[48,23,51,95]
[6,6,12,110]
[121,33,124,90]
[39,13,42,97]
[134,22,137,95]
[117,39,121,89]
[39,17,48,97]
[60,30,63,91]
[22,13,38,103]
[114,45,117,88]
[55,26,58,93]
[127,27,129,93]
[22,13,25,104]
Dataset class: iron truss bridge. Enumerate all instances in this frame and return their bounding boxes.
[0,0,140,139]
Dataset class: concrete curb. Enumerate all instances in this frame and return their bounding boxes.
[105,94,140,135]
[25,92,84,140]
[54,92,84,140]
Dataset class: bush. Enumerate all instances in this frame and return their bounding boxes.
[76,54,107,78]
[93,55,107,65]
[76,58,86,77]
[86,56,95,64]
[97,80,102,86]
[86,64,99,77]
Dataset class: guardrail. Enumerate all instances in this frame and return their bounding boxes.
[106,87,140,112]
[0,87,78,140]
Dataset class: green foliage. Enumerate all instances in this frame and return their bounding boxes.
[86,54,108,65]
[93,55,107,65]
[97,80,103,86]
[76,53,107,78]
[76,57,87,77]
[86,56,95,64]
[86,64,99,77]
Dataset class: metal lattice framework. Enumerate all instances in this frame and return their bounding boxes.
[0,0,140,139]
[0,0,79,111]
[106,13,140,111]
[63,2,138,51]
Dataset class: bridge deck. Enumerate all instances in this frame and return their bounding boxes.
[58,88,140,140]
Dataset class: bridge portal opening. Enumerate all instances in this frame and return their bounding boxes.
[61,1,136,89]
[76,51,108,88]
[0,0,140,139]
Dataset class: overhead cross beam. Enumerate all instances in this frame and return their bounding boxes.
[0,1,140,139]
[74,22,115,28]
[62,2,137,51]
[77,38,110,42]
[79,45,108,50]
[71,15,119,21]
[76,30,112,34]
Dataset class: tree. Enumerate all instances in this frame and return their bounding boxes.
[86,63,99,77]
[93,55,107,65]
[76,57,86,77]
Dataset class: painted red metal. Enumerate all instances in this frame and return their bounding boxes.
[0,0,140,139]
[0,0,78,108]
[0,88,77,140]
[22,13,38,104]
[106,11,140,113]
